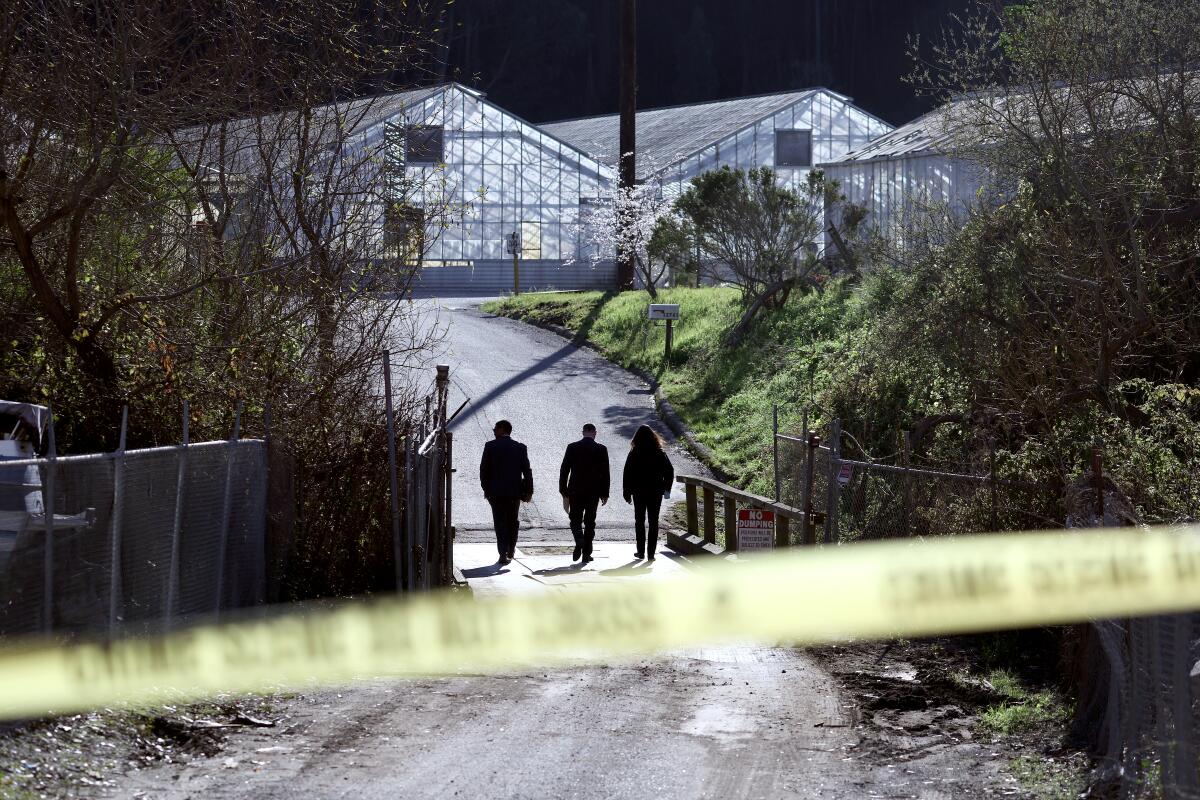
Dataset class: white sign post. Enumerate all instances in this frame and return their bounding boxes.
[736,508,775,552]
[648,304,681,364]
[647,304,680,320]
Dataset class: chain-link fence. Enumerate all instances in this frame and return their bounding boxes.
[775,417,1059,542]
[0,356,463,643]
[1080,614,1200,799]
[776,412,1200,796]
[0,438,268,638]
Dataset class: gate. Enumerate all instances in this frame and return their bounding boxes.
[383,359,461,592]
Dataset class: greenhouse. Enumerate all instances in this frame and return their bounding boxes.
[352,83,894,293]
[542,87,892,197]
[819,105,987,244]
[355,83,618,294]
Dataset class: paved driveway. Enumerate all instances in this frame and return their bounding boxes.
[101,297,1013,800]
[430,298,705,543]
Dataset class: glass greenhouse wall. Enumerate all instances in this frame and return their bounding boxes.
[541,88,894,259]
[822,152,986,242]
[346,83,897,292]
[356,84,618,293]
[818,106,989,247]
[654,90,893,197]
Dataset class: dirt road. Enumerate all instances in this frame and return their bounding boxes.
[108,542,867,800]
[101,300,1024,799]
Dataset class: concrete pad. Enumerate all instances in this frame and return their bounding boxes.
[455,540,685,599]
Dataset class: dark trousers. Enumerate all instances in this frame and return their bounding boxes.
[489,497,521,559]
[568,495,601,558]
[633,493,663,557]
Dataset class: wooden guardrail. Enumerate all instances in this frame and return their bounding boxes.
[675,474,817,553]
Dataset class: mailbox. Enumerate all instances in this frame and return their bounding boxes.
[648,304,680,321]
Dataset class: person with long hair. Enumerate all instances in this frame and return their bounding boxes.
[622,424,674,560]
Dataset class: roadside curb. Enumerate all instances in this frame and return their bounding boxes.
[493,312,733,484]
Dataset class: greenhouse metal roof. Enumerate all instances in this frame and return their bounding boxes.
[821,106,955,165]
[541,88,843,178]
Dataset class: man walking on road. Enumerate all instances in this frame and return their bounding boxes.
[559,423,609,563]
[480,419,533,565]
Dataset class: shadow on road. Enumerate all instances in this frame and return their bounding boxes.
[598,560,650,576]
[448,292,621,432]
[461,564,510,578]
[602,403,676,440]
[531,563,585,576]
[448,343,576,431]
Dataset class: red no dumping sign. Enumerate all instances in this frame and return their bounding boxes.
[736,508,774,552]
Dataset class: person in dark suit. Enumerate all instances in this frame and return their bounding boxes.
[479,419,533,565]
[558,423,610,563]
[622,424,674,560]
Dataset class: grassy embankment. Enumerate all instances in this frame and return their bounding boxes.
[485,287,1087,798]
[483,285,861,496]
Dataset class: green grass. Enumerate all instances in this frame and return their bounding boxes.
[978,669,1068,736]
[1008,755,1088,800]
[0,775,38,800]
[485,285,860,493]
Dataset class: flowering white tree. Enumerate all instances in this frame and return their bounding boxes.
[574,172,676,298]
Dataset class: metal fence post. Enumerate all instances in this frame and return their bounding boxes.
[1092,438,1105,521]
[214,402,242,615]
[988,442,998,532]
[801,431,819,545]
[404,436,415,591]
[435,365,450,586]
[383,351,404,592]
[795,407,808,506]
[256,403,269,604]
[166,401,189,626]
[108,405,128,637]
[772,404,781,502]
[444,429,454,586]
[902,430,913,537]
[41,410,56,634]
[824,418,841,544]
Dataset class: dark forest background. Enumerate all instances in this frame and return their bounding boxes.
[428,0,973,126]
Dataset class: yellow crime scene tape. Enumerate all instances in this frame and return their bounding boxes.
[1,526,1199,721]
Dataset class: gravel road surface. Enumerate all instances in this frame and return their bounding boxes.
[108,542,869,800]
[101,299,1008,799]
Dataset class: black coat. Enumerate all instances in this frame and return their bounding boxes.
[559,437,610,498]
[479,436,533,500]
[622,446,674,500]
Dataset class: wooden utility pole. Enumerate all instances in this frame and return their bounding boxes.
[617,0,637,291]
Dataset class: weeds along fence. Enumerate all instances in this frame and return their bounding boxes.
[0,407,272,639]
[0,357,460,640]
[769,410,1200,799]
[773,413,1059,543]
